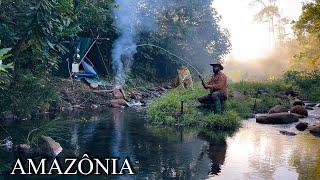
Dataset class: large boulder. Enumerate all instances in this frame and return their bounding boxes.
[296,122,308,131]
[256,112,299,124]
[268,105,288,114]
[309,125,320,137]
[290,105,308,117]
[38,136,62,157]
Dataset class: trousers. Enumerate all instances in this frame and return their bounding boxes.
[198,91,227,113]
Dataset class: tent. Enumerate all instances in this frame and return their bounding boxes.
[54,37,109,77]
[54,37,112,87]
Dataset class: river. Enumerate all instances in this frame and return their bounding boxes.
[0,107,320,179]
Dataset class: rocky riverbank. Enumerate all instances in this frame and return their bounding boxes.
[256,99,320,137]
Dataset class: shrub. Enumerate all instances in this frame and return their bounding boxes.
[0,72,61,117]
[284,70,320,101]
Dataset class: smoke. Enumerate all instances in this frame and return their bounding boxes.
[111,0,228,84]
[111,0,139,86]
[111,0,169,85]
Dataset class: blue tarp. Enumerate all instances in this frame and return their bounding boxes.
[74,58,98,78]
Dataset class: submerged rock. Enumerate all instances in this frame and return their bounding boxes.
[38,136,63,157]
[256,113,299,124]
[296,122,308,131]
[309,125,320,137]
[290,105,308,117]
[280,130,297,136]
[268,105,288,114]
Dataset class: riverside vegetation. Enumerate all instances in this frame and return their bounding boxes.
[147,72,320,131]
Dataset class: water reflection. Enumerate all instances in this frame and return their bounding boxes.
[0,108,320,179]
[214,118,320,180]
[207,140,227,176]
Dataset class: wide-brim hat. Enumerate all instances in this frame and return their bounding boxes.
[210,62,224,70]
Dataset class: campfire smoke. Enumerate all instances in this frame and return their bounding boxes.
[111,0,139,86]
[111,0,173,86]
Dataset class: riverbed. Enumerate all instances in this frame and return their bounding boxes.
[0,107,320,179]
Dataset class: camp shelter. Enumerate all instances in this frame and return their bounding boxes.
[54,37,109,78]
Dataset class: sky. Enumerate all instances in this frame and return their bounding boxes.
[212,0,307,61]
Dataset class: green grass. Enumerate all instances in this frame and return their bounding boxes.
[147,81,290,131]
[284,70,320,102]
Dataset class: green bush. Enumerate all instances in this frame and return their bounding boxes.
[284,70,320,101]
[0,72,61,117]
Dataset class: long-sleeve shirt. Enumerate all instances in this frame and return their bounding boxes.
[205,71,228,95]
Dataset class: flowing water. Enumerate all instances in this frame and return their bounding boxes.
[0,107,320,179]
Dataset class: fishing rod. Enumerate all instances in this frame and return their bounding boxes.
[125,43,203,76]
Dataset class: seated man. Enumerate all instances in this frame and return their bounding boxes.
[198,62,228,113]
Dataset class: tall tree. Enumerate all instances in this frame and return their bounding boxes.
[293,0,320,70]
[250,0,280,46]
[0,0,80,73]
[132,0,231,81]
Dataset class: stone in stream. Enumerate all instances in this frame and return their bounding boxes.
[38,136,63,157]
[290,105,308,117]
[296,122,309,131]
[256,112,299,124]
[279,130,297,136]
[309,125,320,137]
[305,102,317,107]
[305,106,314,110]
[268,105,288,114]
